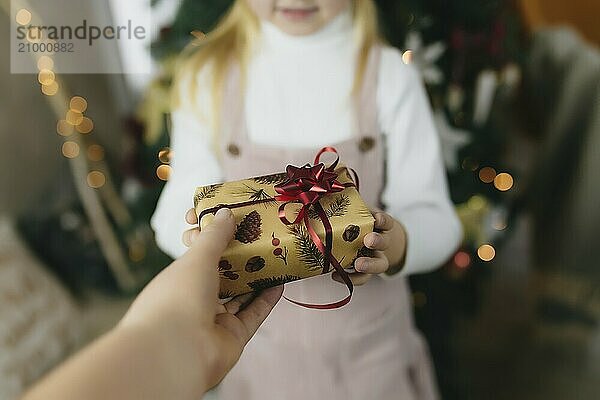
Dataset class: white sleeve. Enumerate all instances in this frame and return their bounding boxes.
[377,47,463,277]
[150,72,224,259]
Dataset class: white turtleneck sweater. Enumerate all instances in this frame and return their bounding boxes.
[151,11,462,276]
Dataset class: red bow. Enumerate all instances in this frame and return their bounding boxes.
[274,163,345,221]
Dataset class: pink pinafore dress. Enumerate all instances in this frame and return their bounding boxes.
[216,47,439,400]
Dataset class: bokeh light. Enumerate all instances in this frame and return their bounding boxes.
[492,217,508,231]
[37,56,54,71]
[70,96,88,113]
[16,9,32,25]
[66,110,84,126]
[41,81,59,96]
[494,173,514,191]
[26,27,42,43]
[156,165,172,181]
[57,120,74,136]
[477,244,496,262]
[38,69,55,85]
[454,251,472,269]
[87,171,106,189]
[61,142,79,159]
[158,148,171,164]
[402,50,414,65]
[462,157,479,172]
[87,144,105,162]
[479,167,497,184]
[467,195,486,211]
[76,117,94,134]
[129,242,147,262]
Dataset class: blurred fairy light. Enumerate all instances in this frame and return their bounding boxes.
[454,251,472,269]
[62,141,80,159]
[38,69,55,85]
[492,218,508,231]
[477,244,496,262]
[15,9,31,25]
[37,56,53,71]
[461,157,479,172]
[26,26,42,43]
[70,96,88,113]
[158,148,171,164]
[41,81,59,96]
[467,195,486,211]
[129,241,147,262]
[156,165,172,181]
[87,144,105,162]
[21,6,105,196]
[76,117,94,134]
[66,110,83,126]
[494,173,514,192]
[87,171,106,189]
[479,167,496,184]
[57,120,74,136]
[402,50,414,65]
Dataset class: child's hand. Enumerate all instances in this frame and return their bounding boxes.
[333,210,407,286]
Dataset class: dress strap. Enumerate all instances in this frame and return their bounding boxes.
[221,61,246,147]
[354,46,383,139]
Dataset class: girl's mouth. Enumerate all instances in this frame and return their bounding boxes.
[276,6,319,22]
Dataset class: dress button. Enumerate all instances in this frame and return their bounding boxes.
[227,143,241,157]
[358,137,376,152]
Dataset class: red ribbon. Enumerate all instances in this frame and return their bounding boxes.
[198,147,359,310]
[273,147,356,309]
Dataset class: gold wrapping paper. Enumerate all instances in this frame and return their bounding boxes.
[194,167,375,299]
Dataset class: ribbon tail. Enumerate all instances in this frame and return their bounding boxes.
[283,201,354,310]
[314,203,333,274]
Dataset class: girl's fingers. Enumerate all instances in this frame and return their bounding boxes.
[186,208,198,225]
[364,232,390,251]
[332,271,372,286]
[182,228,200,247]
[354,253,389,274]
[373,212,394,232]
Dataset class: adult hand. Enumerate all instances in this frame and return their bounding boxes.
[120,208,283,391]
[24,208,282,400]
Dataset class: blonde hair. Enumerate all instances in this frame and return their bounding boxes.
[174,0,381,143]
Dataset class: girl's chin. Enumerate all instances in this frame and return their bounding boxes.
[273,16,324,36]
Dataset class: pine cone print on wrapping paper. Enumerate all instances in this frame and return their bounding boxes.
[351,246,375,267]
[235,211,262,244]
[218,259,233,271]
[245,256,266,273]
[342,225,361,242]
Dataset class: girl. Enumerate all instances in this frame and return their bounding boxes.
[152,1,462,399]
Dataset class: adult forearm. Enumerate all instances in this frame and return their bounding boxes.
[22,324,209,400]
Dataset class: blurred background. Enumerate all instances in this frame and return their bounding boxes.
[0,0,598,399]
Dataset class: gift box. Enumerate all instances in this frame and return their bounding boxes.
[194,149,375,307]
